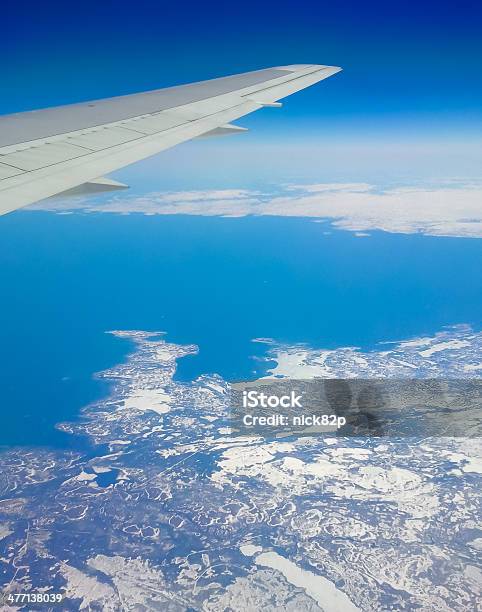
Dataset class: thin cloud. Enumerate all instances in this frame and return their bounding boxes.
[28,182,482,238]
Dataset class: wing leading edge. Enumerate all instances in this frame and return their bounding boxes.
[0,64,341,216]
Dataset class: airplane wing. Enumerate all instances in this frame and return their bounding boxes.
[0,64,341,216]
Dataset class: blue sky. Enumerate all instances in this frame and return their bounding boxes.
[2,0,481,191]
[2,0,482,141]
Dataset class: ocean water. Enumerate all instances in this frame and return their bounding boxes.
[0,211,481,448]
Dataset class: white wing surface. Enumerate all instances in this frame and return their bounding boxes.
[0,64,341,215]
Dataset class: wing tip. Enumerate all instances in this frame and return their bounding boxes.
[276,64,342,74]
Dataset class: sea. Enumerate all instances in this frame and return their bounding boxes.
[0,210,481,448]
